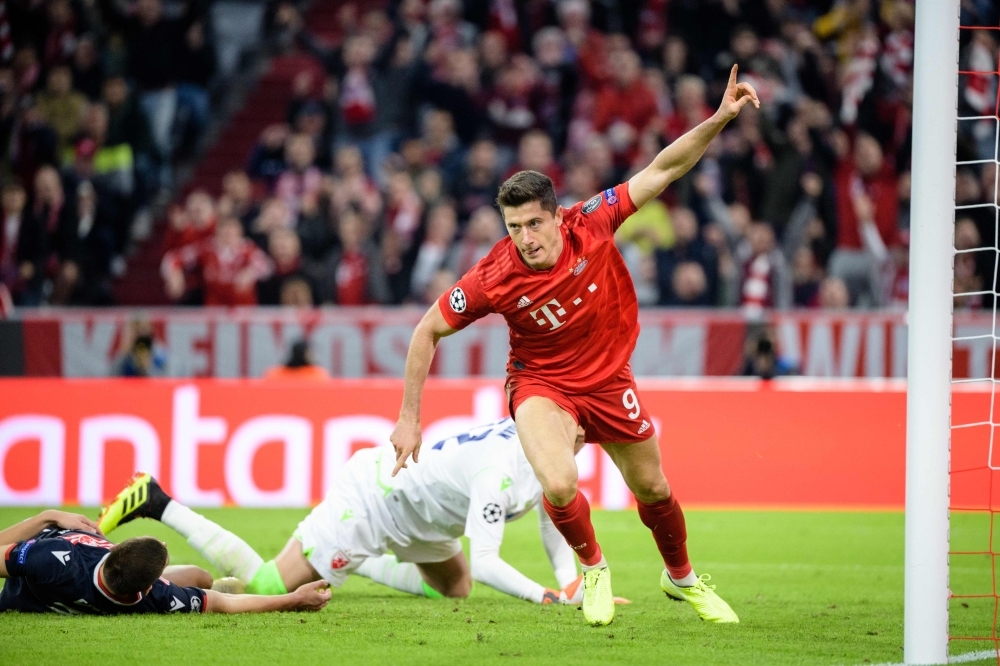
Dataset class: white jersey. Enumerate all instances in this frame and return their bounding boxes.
[297,417,577,601]
[379,418,542,548]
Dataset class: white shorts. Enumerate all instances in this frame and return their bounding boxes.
[295,448,462,588]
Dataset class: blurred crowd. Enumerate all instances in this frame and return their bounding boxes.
[1,0,228,305]
[6,0,999,311]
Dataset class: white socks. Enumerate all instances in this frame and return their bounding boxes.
[669,571,699,587]
[160,500,264,584]
[355,555,426,596]
[580,555,608,572]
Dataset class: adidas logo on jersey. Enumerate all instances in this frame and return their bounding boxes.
[637,420,650,435]
[517,295,532,308]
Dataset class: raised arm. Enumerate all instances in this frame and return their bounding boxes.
[205,580,331,613]
[390,302,457,475]
[628,65,759,210]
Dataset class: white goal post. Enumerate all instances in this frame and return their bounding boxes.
[905,0,960,663]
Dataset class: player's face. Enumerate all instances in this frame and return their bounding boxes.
[501,201,564,270]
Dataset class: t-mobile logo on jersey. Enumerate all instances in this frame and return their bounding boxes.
[530,299,568,330]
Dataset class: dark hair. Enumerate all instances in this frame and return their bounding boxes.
[104,537,168,597]
[133,334,154,353]
[286,340,310,368]
[496,171,558,216]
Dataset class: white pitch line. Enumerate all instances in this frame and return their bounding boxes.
[854,649,999,666]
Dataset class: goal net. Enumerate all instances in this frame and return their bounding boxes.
[948,5,1000,663]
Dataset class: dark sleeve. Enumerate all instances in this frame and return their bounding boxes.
[4,539,73,585]
[579,183,638,238]
[145,579,208,614]
[437,265,494,330]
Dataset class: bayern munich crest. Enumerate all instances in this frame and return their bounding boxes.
[449,287,467,313]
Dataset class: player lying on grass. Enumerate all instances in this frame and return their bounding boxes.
[99,418,607,606]
[0,509,331,615]
[390,66,759,626]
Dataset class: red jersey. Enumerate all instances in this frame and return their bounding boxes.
[163,238,273,306]
[438,183,639,393]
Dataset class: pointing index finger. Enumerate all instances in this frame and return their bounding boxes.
[728,64,738,88]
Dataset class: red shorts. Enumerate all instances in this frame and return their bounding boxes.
[506,364,656,444]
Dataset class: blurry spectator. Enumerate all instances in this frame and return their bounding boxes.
[741,329,797,379]
[593,50,658,165]
[560,163,600,208]
[411,201,458,299]
[655,207,718,306]
[829,133,899,306]
[104,0,189,186]
[449,205,503,276]
[102,76,155,198]
[164,190,215,252]
[955,218,984,311]
[280,277,315,307]
[12,103,58,187]
[669,261,709,307]
[257,228,313,306]
[485,55,538,149]
[424,48,484,146]
[112,316,167,377]
[72,35,104,101]
[71,103,135,200]
[0,183,32,304]
[249,197,294,250]
[64,180,116,304]
[274,133,322,216]
[505,131,563,191]
[665,75,712,143]
[423,266,457,305]
[25,166,77,304]
[790,246,823,308]
[616,200,673,254]
[175,21,216,157]
[263,340,330,380]
[818,276,851,309]
[384,169,424,246]
[36,65,86,153]
[220,170,258,228]
[248,124,291,184]
[579,134,617,191]
[311,206,389,305]
[380,228,415,304]
[452,139,501,220]
[162,216,273,306]
[531,27,577,154]
[557,0,607,87]
[738,221,791,316]
[330,145,382,219]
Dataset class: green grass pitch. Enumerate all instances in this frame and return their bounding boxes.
[0,507,993,666]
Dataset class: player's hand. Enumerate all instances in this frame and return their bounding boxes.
[289,580,332,611]
[43,510,103,536]
[390,419,422,476]
[716,64,759,122]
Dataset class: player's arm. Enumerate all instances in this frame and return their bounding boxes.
[0,510,101,546]
[391,302,457,475]
[204,580,331,613]
[465,473,573,604]
[628,65,759,210]
[538,510,578,589]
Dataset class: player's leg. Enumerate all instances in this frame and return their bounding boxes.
[513,394,614,626]
[359,538,469,598]
[602,438,738,623]
[600,437,690,581]
[99,473,266,588]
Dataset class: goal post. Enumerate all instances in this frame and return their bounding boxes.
[905,0,961,663]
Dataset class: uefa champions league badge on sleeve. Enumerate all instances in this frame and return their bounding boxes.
[450,287,467,313]
[582,194,602,214]
[604,188,618,205]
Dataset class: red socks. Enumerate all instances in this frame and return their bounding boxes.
[636,494,692,580]
[542,492,603,566]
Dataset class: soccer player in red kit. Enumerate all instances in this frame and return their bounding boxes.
[391,66,759,626]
